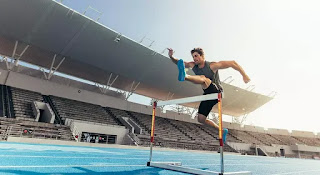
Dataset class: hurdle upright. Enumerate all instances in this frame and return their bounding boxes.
[146,93,251,175]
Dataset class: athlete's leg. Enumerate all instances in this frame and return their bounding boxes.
[177,59,211,89]
[198,114,219,129]
[185,75,211,89]
[197,84,228,143]
[198,112,228,143]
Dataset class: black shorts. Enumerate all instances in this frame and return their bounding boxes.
[198,83,221,117]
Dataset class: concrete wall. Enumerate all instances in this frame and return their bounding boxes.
[223,122,233,129]
[72,121,128,144]
[243,125,265,133]
[265,128,290,136]
[291,145,320,153]
[264,144,295,155]
[126,102,140,113]
[44,103,55,123]
[291,130,316,138]
[34,102,55,123]
[0,68,8,84]
[227,142,252,151]
[230,123,242,130]
[228,142,295,155]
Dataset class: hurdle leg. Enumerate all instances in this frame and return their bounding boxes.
[146,94,251,175]
[218,93,224,174]
[148,101,157,165]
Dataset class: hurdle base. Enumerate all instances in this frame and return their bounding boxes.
[147,161,251,175]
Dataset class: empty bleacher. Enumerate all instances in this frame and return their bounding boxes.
[228,129,265,145]
[128,111,191,142]
[269,134,305,145]
[200,125,240,143]
[292,136,320,147]
[244,131,284,146]
[0,117,73,140]
[104,107,127,126]
[50,96,122,126]
[10,87,43,119]
[168,119,216,144]
[4,85,320,154]
[125,111,238,152]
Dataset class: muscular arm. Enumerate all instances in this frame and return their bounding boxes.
[168,48,195,68]
[210,60,251,83]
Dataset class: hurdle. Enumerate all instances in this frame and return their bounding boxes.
[146,93,251,175]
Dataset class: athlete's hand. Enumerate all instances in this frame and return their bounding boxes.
[243,74,251,83]
[167,48,174,58]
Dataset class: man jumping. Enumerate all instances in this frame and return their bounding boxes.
[168,47,251,143]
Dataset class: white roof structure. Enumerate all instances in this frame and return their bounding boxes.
[0,0,273,117]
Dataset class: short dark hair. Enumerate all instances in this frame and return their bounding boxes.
[191,47,204,56]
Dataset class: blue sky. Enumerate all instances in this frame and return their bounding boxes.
[55,0,320,133]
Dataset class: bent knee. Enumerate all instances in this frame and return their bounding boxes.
[197,115,206,123]
[199,75,206,82]
[200,75,211,84]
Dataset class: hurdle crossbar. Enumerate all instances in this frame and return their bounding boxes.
[157,93,220,106]
[148,92,251,175]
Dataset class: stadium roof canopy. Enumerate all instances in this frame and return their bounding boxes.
[0,0,273,117]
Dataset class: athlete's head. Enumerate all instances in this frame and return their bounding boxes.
[191,48,205,65]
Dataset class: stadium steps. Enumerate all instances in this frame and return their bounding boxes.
[125,111,150,134]
[291,136,308,145]
[244,131,270,146]
[266,134,285,145]
[10,87,44,120]
[193,125,238,152]
[104,107,125,126]
[0,85,5,117]
[195,125,237,144]
[226,131,243,143]
[3,85,15,118]
[164,119,195,141]
[43,95,64,125]
[195,124,220,140]
[0,117,74,141]
[268,134,290,145]
[222,131,243,143]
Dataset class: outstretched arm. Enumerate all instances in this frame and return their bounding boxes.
[167,48,194,68]
[210,61,251,83]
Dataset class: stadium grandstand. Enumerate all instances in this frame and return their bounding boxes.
[0,1,320,172]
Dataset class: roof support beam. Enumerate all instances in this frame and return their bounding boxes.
[83,5,102,21]
[139,36,155,48]
[41,54,65,80]
[107,73,118,88]
[4,41,30,70]
[240,114,249,124]
[125,81,140,100]
[95,73,119,94]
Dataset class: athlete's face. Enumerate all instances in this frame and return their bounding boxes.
[192,52,204,65]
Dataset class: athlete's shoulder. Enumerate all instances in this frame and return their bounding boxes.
[185,61,195,68]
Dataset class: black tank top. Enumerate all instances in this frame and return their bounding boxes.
[192,61,223,91]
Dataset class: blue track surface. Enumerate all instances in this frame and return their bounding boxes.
[0,142,320,175]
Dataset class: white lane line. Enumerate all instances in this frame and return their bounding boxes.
[0,164,146,168]
[186,163,285,166]
[0,155,234,161]
[272,169,320,175]
[0,163,294,170]
[0,155,145,159]
[0,153,149,158]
